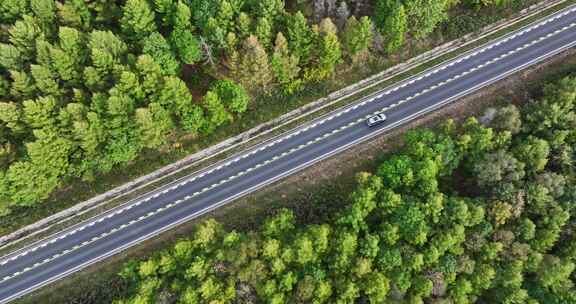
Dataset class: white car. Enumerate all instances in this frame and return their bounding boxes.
[366,113,387,127]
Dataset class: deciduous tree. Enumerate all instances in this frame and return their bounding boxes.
[513,136,550,174]
[474,150,525,187]
[491,105,522,134]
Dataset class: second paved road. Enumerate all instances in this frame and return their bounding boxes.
[1,5,576,303]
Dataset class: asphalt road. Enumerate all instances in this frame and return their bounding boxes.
[2,6,576,303]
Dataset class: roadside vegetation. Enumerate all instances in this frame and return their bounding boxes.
[0,0,534,228]
[114,75,576,304]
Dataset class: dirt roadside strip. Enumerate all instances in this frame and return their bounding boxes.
[0,0,570,251]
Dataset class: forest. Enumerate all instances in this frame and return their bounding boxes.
[0,0,519,217]
[115,75,576,303]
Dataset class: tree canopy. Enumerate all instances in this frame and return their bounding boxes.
[0,0,531,228]
[114,75,576,303]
